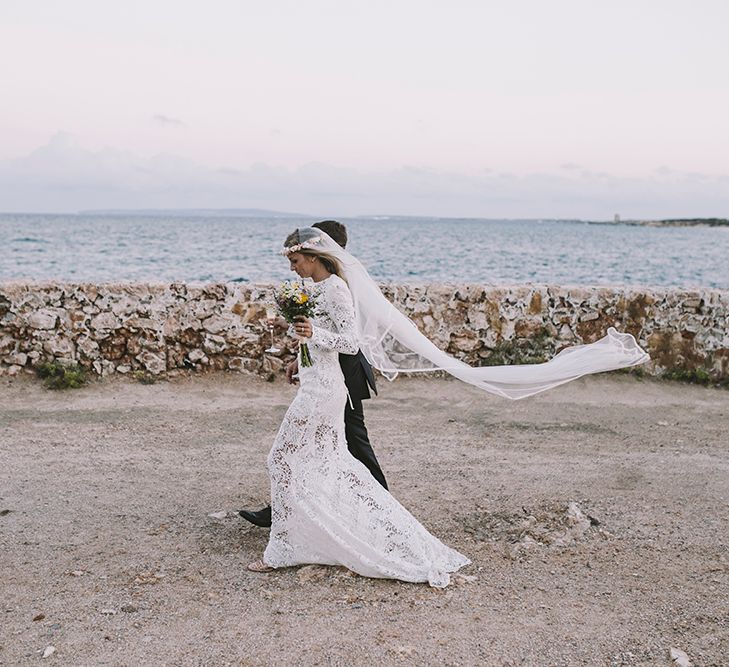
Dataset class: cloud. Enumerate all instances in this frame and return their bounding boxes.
[1,133,728,219]
[152,114,185,127]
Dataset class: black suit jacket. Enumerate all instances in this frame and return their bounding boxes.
[339,350,377,401]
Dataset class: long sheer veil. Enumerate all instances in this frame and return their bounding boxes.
[285,228,650,400]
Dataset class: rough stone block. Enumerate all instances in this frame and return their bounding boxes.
[28,309,58,329]
[90,312,120,331]
[202,315,231,334]
[3,351,27,366]
[187,349,208,364]
[137,351,167,375]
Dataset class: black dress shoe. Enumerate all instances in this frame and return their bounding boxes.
[239,506,272,528]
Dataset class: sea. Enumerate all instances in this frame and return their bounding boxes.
[1,213,728,289]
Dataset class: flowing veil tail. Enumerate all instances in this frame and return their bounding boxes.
[285,228,650,400]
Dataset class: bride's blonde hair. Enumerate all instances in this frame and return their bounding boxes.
[284,229,344,279]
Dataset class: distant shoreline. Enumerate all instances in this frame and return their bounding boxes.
[586,217,729,228]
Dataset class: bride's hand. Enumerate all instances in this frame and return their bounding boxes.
[293,316,313,338]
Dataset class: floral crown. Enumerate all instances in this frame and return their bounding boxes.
[280,235,324,256]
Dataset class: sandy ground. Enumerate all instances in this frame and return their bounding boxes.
[1,371,728,667]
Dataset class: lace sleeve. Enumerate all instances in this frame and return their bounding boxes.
[310,280,358,354]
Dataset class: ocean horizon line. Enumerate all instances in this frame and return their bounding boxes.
[4,209,729,226]
[2,208,589,222]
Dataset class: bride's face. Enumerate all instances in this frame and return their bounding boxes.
[288,252,316,279]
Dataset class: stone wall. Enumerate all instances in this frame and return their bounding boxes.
[1,282,728,381]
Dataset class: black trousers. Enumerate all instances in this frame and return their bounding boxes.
[344,397,388,490]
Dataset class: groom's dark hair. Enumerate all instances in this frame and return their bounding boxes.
[312,220,347,249]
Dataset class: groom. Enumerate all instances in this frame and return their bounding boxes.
[239,220,388,527]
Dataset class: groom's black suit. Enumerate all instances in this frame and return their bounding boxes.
[339,350,387,489]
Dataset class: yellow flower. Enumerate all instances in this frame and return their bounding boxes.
[298,293,308,304]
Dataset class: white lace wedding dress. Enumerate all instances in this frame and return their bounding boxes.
[262,274,470,588]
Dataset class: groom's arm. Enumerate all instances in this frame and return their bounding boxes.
[286,359,299,384]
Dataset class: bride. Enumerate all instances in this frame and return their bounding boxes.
[247,228,649,587]
[247,229,470,587]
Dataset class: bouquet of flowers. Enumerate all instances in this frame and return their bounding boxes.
[273,281,319,367]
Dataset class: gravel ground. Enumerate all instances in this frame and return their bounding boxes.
[1,372,728,666]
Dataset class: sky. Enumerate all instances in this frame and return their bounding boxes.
[1,0,728,218]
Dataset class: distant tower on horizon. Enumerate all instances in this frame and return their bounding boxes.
[614,213,621,223]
